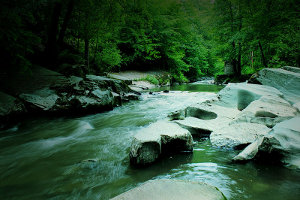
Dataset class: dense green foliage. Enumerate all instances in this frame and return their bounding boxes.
[213,0,299,75]
[0,0,299,82]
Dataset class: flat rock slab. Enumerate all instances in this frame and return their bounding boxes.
[130,81,156,91]
[174,103,240,135]
[257,68,300,104]
[210,122,271,149]
[107,74,132,85]
[130,121,193,166]
[111,179,226,200]
[232,95,298,127]
[19,88,59,111]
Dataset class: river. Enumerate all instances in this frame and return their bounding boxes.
[0,84,299,200]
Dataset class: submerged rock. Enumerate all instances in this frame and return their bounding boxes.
[257,68,300,103]
[111,179,227,200]
[130,121,193,166]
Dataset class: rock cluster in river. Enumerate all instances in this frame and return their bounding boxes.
[129,66,300,169]
[0,66,139,129]
[130,121,193,166]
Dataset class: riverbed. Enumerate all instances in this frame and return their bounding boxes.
[0,84,299,200]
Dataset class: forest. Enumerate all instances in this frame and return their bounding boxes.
[1,1,300,199]
[0,0,299,82]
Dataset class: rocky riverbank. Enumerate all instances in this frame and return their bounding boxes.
[0,66,140,129]
[129,66,300,169]
[120,66,300,200]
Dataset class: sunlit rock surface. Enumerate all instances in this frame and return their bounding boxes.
[257,68,300,103]
[174,103,240,136]
[130,121,193,166]
[210,123,271,149]
[232,95,297,127]
[216,83,283,109]
[111,179,227,200]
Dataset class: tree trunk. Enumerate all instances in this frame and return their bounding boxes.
[45,2,62,64]
[236,3,242,77]
[237,42,242,76]
[231,41,238,75]
[94,34,99,60]
[58,0,75,46]
[258,41,268,68]
[85,38,89,70]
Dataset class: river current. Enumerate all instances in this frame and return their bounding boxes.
[0,84,299,200]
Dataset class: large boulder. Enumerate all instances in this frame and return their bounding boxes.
[130,121,193,166]
[257,68,300,103]
[111,179,227,200]
[173,103,240,136]
[232,95,297,127]
[210,123,271,149]
[0,91,26,129]
[216,83,283,110]
[233,117,300,169]
[19,88,59,112]
[86,75,132,95]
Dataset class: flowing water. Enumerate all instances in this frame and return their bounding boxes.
[0,84,300,200]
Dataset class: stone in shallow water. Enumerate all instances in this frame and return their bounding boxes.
[130,121,193,166]
[233,117,300,169]
[111,179,227,200]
